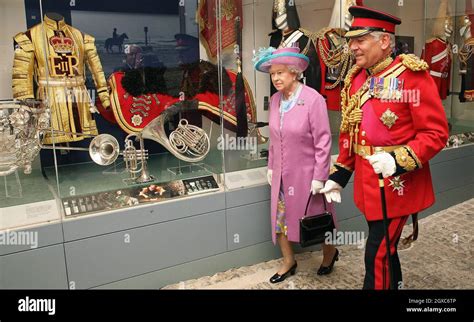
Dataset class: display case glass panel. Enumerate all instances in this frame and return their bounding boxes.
[43,0,227,217]
[1,0,229,221]
[0,0,62,232]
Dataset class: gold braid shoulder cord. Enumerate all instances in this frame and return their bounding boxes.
[302,27,353,90]
[340,54,427,156]
[340,56,394,155]
[340,64,364,155]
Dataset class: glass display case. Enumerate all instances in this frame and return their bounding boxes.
[1,0,473,231]
[0,0,61,232]
[1,0,232,231]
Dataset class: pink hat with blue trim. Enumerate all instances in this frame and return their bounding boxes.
[253,46,309,73]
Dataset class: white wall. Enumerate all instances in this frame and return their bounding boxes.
[0,0,27,99]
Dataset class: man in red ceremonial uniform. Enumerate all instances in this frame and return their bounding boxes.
[320,6,449,289]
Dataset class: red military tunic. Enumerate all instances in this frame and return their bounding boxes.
[330,54,449,221]
[421,37,452,100]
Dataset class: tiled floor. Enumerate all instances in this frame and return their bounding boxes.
[163,198,474,289]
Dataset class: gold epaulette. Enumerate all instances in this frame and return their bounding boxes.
[299,28,318,42]
[314,27,332,40]
[13,32,34,52]
[314,27,345,40]
[399,54,428,72]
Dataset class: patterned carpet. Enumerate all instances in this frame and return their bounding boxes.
[163,198,474,289]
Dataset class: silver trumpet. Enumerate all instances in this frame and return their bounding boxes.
[88,134,120,166]
[116,114,210,184]
[88,132,154,184]
[121,132,154,184]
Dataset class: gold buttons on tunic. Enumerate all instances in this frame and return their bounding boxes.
[361,131,366,137]
[361,140,366,145]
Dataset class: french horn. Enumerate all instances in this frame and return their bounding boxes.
[141,100,210,163]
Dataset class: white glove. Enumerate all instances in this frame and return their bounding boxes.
[310,180,324,195]
[319,180,342,203]
[89,105,99,114]
[267,169,273,186]
[366,152,396,178]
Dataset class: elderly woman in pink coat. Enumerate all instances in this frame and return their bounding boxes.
[254,46,339,283]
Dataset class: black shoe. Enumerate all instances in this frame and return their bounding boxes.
[269,261,297,284]
[317,248,339,275]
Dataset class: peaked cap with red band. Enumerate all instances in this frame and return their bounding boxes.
[345,6,401,38]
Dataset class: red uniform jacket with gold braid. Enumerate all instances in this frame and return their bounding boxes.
[421,38,452,100]
[330,55,449,221]
[317,34,342,111]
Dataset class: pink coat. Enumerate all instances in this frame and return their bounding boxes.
[268,84,335,243]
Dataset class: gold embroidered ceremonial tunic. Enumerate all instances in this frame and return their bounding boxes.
[12,15,110,144]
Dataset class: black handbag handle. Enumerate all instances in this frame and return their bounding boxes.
[303,191,327,218]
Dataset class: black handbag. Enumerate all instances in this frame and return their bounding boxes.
[299,193,335,248]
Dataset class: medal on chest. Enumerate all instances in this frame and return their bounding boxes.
[369,76,404,101]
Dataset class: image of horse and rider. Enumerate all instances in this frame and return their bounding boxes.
[105,27,128,53]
